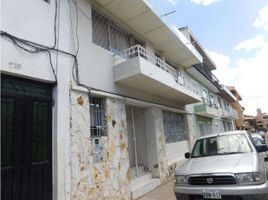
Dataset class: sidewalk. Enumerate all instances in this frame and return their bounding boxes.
[138,181,176,200]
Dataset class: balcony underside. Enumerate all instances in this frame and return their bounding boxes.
[95,0,202,67]
[114,57,201,104]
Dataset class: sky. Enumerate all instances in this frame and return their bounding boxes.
[145,0,268,116]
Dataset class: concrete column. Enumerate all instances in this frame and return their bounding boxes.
[144,107,169,183]
[186,113,196,150]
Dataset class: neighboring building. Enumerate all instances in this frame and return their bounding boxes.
[244,114,256,131]
[256,108,268,130]
[1,1,240,200]
[181,27,236,139]
[217,85,238,132]
[228,86,245,129]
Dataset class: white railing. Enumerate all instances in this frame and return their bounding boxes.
[116,45,201,95]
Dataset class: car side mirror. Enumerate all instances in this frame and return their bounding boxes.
[185,152,191,159]
[256,145,268,153]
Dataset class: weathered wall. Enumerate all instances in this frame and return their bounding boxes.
[70,91,130,200]
[186,114,196,149]
[150,108,169,183]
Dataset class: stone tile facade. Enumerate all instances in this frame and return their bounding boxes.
[68,90,190,199]
[70,91,130,200]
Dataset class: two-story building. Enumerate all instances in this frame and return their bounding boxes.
[1,0,239,199]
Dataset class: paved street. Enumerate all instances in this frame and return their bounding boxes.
[138,181,176,200]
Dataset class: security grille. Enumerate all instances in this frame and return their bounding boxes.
[89,97,106,137]
[162,111,187,143]
[92,8,142,53]
[126,106,149,177]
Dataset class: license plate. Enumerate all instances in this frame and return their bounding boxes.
[202,189,222,199]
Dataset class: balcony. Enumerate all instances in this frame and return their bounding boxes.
[194,98,222,117]
[195,64,221,88]
[113,45,202,104]
[186,64,220,93]
[221,107,238,120]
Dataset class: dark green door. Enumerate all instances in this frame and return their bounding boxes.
[1,75,52,200]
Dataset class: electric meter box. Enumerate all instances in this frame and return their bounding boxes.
[92,138,104,163]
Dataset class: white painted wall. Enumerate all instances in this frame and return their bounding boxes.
[166,141,189,165]
[1,1,73,199]
[71,0,190,109]
[1,0,57,82]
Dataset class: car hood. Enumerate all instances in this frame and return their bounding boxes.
[176,153,257,175]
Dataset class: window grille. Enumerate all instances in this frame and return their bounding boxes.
[162,111,187,143]
[92,8,142,53]
[89,97,106,137]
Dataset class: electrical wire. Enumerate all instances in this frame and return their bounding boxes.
[1,2,188,112]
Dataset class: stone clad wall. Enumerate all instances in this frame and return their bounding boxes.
[151,107,169,183]
[70,90,130,200]
[186,113,196,150]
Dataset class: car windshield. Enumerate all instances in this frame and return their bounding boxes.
[191,133,252,158]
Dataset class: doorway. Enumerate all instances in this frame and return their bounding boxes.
[126,106,149,177]
[1,75,52,200]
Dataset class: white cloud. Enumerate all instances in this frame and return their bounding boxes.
[206,50,234,86]
[253,6,268,32]
[190,0,220,6]
[234,35,265,52]
[207,37,268,115]
[167,0,177,5]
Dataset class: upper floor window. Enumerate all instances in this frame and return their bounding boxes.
[202,89,208,103]
[217,97,222,108]
[210,95,215,105]
[92,8,142,53]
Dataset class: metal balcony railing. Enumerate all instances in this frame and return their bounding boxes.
[116,45,201,96]
[194,63,221,89]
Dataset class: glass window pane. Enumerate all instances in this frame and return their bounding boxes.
[32,101,50,162]
[163,111,187,143]
[1,97,15,166]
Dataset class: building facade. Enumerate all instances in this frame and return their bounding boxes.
[228,86,244,129]
[181,28,237,140]
[1,0,238,199]
[256,108,268,130]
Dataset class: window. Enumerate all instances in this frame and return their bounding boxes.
[198,122,206,137]
[207,122,212,134]
[223,101,228,111]
[89,97,106,137]
[210,94,215,107]
[202,89,208,104]
[217,97,222,109]
[162,111,187,143]
[192,134,252,158]
[226,103,230,112]
[92,8,142,52]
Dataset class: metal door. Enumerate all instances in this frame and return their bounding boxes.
[1,75,52,200]
[126,106,149,177]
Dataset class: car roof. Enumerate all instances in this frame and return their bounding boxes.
[197,130,248,140]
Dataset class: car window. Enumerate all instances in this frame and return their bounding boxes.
[192,134,252,158]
